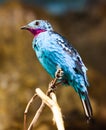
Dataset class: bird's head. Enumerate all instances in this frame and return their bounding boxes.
[21,20,53,36]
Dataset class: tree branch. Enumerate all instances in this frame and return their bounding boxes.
[27,101,46,130]
[36,88,65,130]
[24,68,65,130]
[24,94,37,130]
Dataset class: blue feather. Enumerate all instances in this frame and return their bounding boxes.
[33,31,87,93]
[21,20,93,121]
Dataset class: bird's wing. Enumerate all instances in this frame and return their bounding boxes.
[53,32,89,86]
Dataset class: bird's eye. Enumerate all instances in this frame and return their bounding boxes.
[35,21,39,26]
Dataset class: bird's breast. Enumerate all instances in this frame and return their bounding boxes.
[33,38,58,78]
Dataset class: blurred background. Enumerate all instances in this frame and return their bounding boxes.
[0,0,106,130]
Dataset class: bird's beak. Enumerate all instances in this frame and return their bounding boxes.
[20,25,30,30]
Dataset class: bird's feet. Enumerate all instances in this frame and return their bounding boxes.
[48,68,64,93]
[55,68,64,80]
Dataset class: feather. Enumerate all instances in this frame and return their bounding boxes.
[22,20,93,121]
[80,91,93,121]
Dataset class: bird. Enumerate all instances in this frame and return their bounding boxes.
[21,20,93,121]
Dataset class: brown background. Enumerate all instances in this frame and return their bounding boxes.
[0,0,106,130]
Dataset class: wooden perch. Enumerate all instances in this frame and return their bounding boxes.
[36,88,65,130]
[24,68,65,130]
[27,101,46,130]
[24,94,37,130]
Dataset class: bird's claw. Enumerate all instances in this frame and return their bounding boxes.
[55,68,64,80]
[48,68,64,93]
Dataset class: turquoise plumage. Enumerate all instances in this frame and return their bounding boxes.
[21,20,93,121]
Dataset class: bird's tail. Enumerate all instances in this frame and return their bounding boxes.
[80,91,93,122]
